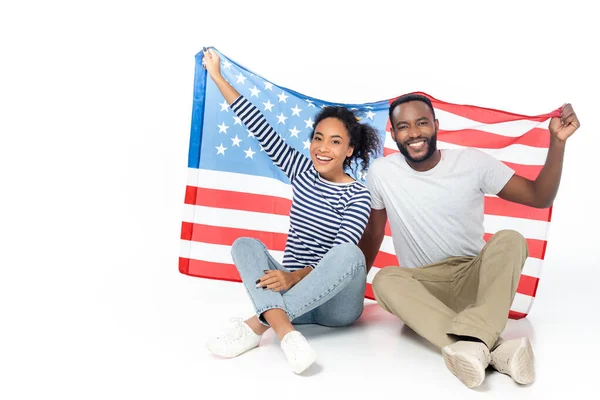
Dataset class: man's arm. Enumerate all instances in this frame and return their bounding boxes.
[357,208,388,273]
[497,104,580,208]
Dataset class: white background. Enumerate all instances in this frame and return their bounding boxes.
[1,0,598,398]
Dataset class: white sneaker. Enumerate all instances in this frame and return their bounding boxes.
[280,331,317,374]
[490,337,535,384]
[442,341,490,388]
[205,317,262,358]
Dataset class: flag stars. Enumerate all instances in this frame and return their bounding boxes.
[276,113,288,125]
[289,126,300,138]
[306,99,316,108]
[247,129,255,138]
[290,105,302,116]
[263,100,274,112]
[231,135,242,147]
[222,60,232,70]
[219,100,229,112]
[233,116,242,125]
[303,139,311,149]
[216,143,227,155]
[218,122,229,133]
[235,73,247,84]
[244,146,256,159]
[249,85,261,97]
[264,82,274,91]
[277,91,289,103]
[365,110,376,120]
[304,117,314,129]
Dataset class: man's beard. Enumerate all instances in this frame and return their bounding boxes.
[397,131,438,163]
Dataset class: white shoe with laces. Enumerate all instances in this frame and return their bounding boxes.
[205,317,262,358]
[490,337,535,384]
[280,331,317,374]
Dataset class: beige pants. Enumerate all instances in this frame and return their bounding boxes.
[372,230,528,350]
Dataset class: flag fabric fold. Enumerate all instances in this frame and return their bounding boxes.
[180,47,561,319]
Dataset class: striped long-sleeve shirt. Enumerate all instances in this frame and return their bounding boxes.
[230,95,372,270]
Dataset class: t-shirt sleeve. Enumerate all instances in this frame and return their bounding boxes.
[470,149,515,195]
[366,160,386,210]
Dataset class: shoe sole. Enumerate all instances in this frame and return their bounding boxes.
[205,340,259,358]
[442,346,486,388]
[509,337,535,384]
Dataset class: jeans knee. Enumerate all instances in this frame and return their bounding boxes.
[328,243,366,270]
[231,237,263,256]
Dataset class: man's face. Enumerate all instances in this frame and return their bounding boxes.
[390,101,438,163]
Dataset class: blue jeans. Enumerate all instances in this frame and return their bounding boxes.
[231,237,367,327]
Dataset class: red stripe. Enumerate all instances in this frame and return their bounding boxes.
[385,222,391,236]
[184,186,292,216]
[364,284,375,301]
[483,233,546,259]
[484,196,551,221]
[508,310,527,320]
[516,274,539,297]
[373,251,399,267]
[438,127,550,149]
[503,162,543,181]
[393,92,561,125]
[181,222,288,249]
[182,259,242,282]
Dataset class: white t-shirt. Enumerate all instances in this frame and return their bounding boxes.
[367,148,515,268]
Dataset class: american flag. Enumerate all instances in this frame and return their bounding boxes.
[179,47,561,320]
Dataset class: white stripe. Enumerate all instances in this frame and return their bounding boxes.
[433,108,550,137]
[383,135,548,166]
[522,257,542,278]
[483,214,549,241]
[367,266,380,283]
[182,204,290,234]
[183,204,548,242]
[436,141,548,166]
[380,235,395,254]
[180,238,191,260]
[509,292,534,314]
[180,240,284,264]
[187,168,293,199]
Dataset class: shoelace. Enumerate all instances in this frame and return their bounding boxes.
[285,334,304,360]
[219,317,246,344]
[492,351,511,373]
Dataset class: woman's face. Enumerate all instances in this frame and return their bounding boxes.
[310,117,354,178]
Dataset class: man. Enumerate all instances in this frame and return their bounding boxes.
[358,93,580,388]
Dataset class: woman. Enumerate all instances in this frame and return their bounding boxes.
[203,48,381,374]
